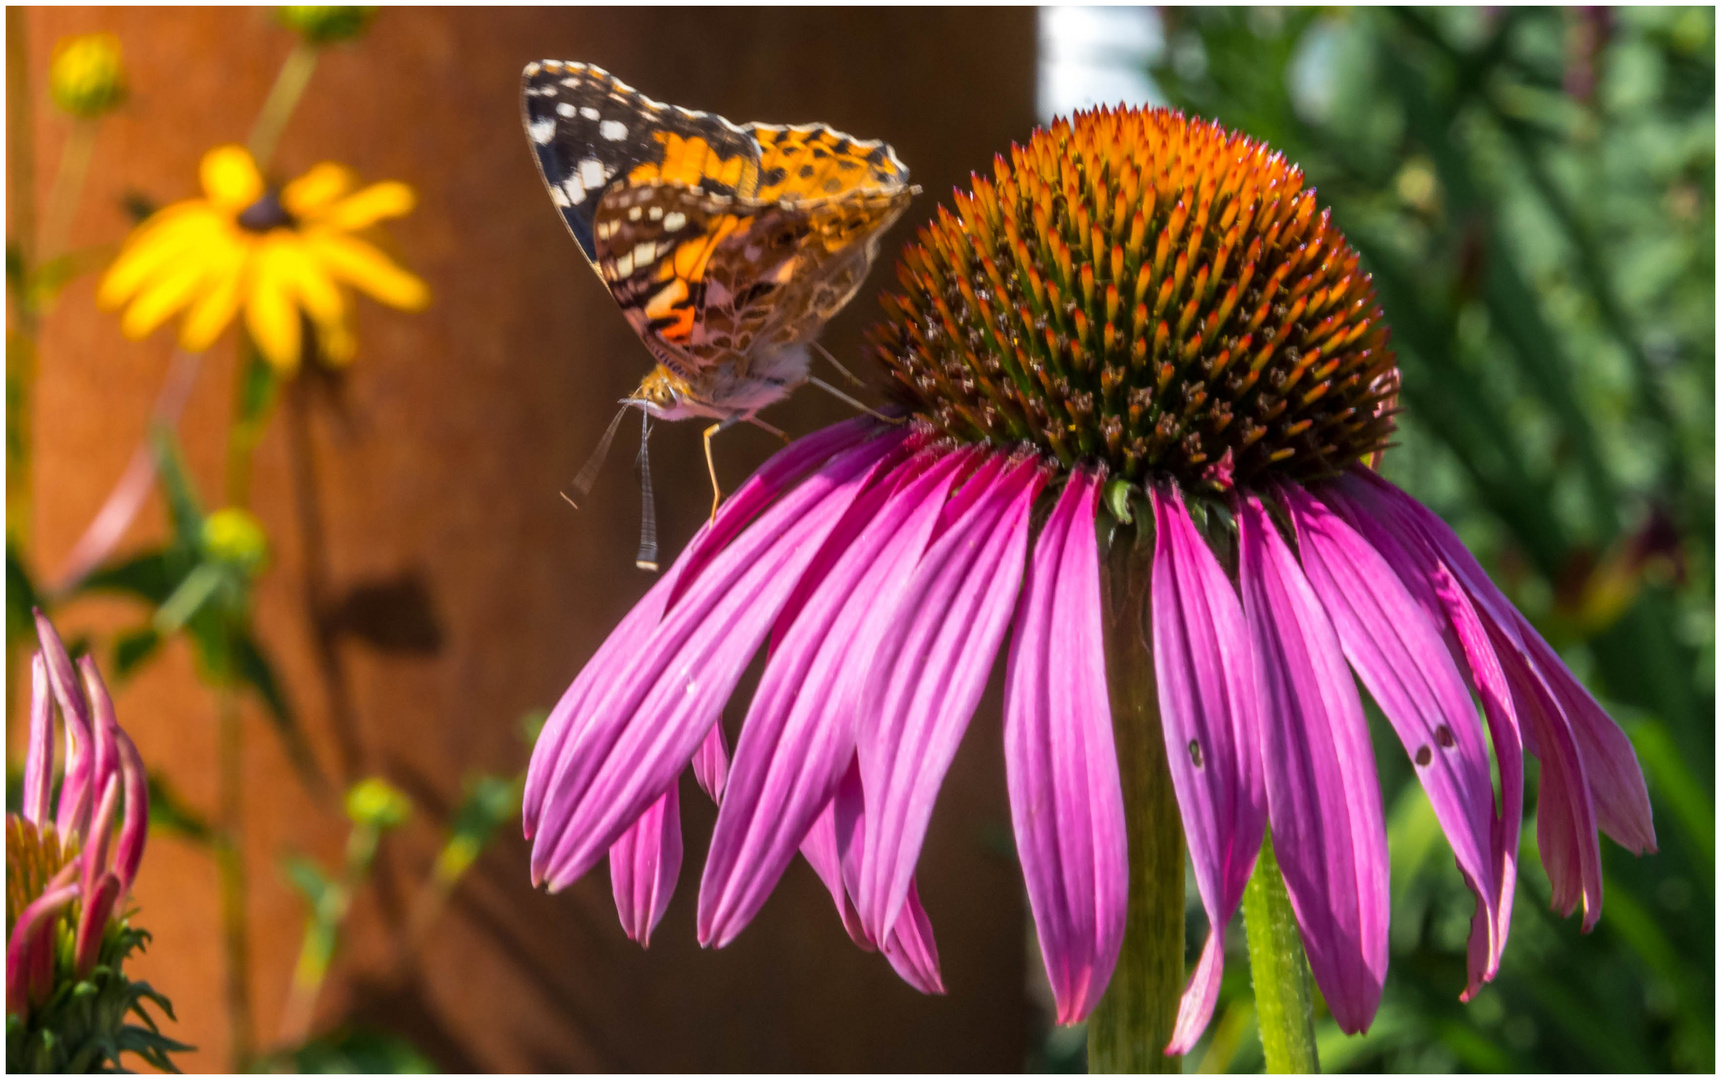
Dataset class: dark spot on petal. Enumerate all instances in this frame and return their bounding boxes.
[1188,740,1203,768]
[1435,724,1456,749]
[1414,746,1432,767]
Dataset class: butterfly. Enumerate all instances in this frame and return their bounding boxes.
[521,60,916,538]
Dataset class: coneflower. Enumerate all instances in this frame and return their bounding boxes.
[524,105,1654,1067]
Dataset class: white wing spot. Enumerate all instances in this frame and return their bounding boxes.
[562,175,587,205]
[561,76,581,88]
[580,106,601,121]
[556,102,578,118]
[627,205,643,221]
[633,242,657,265]
[550,186,570,207]
[599,119,628,141]
[647,205,664,221]
[528,118,556,144]
[663,211,687,232]
[580,158,606,188]
[614,251,635,277]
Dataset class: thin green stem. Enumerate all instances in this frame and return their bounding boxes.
[278,822,381,1046]
[1243,829,1320,1073]
[39,118,97,263]
[247,42,318,169]
[1088,530,1184,1073]
[214,684,255,1068]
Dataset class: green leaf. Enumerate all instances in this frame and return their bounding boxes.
[281,853,335,906]
[145,771,213,844]
[6,541,42,641]
[73,548,182,605]
[271,1028,434,1073]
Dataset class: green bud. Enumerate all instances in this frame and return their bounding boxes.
[201,508,268,575]
[345,777,411,830]
[49,34,127,119]
[276,6,378,45]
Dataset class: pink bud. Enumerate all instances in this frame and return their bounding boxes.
[36,610,94,840]
[6,880,79,1015]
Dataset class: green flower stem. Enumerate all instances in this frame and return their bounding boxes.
[247,41,318,169]
[1243,829,1320,1073]
[1088,530,1184,1073]
[214,683,256,1068]
[278,821,382,1046]
[39,117,97,263]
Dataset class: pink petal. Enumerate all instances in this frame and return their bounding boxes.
[523,416,881,839]
[7,881,80,1013]
[111,726,149,893]
[534,429,910,889]
[1320,476,1522,994]
[856,455,1047,944]
[699,448,969,947]
[1283,485,1500,999]
[36,610,93,840]
[692,723,730,805]
[608,783,682,948]
[1340,470,1612,928]
[1004,470,1127,1026]
[74,871,121,977]
[1149,485,1266,1051]
[1238,495,1389,1036]
[23,654,54,826]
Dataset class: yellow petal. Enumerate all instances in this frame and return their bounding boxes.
[178,244,248,352]
[302,228,429,311]
[282,162,357,219]
[316,314,357,366]
[98,208,227,308]
[322,181,416,230]
[244,242,302,372]
[119,257,211,340]
[201,144,264,211]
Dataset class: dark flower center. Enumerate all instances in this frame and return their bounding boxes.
[236,190,297,233]
[870,106,1398,494]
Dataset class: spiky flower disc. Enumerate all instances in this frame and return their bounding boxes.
[872,105,1398,492]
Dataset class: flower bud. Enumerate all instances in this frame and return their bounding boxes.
[201,507,269,575]
[345,777,411,830]
[49,33,127,119]
[276,6,378,45]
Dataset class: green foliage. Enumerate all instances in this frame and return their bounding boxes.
[1147,7,1713,1072]
[275,7,379,47]
[260,1028,433,1073]
[5,923,191,1073]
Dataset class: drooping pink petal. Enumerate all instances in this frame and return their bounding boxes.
[1004,470,1127,1026]
[856,455,1047,945]
[1149,485,1265,1051]
[1514,620,1656,855]
[81,775,120,904]
[692,723,730,805]
[534,429,911,890]
[1283,484,1500,999]
[1237,495,1389,1036]
[1320,476,1521,993]
[608,783,683,948]
[819,758,945,993]
[699,447,968,948]
[23,654,54,826]
[1340,469,1611,927]
[523,416,882,839]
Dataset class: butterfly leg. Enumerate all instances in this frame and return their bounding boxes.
[703,422,724,522]
[806,376,904,424]
[810,340,865,387]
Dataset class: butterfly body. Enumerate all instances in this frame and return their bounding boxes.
[522,60,915,426]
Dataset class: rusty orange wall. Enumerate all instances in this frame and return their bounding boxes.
[14,6,1043,1071]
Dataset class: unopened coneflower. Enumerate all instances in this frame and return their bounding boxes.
[7,611,185,1072]
[524,106,1654,1066]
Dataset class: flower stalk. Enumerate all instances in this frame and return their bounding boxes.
[1243,829,1320,1072]
[247,41,318,169]
[1087,528,1184,1073]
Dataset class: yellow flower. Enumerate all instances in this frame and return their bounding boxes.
[50,33,127,118]
[98,144,429,374]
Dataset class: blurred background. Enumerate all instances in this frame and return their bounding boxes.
[6,6,1712,1073]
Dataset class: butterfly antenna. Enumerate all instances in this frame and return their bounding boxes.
[565,405,630,509]
[806,375,903,425]
[809,340,865,387]
[634,410,660,572]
